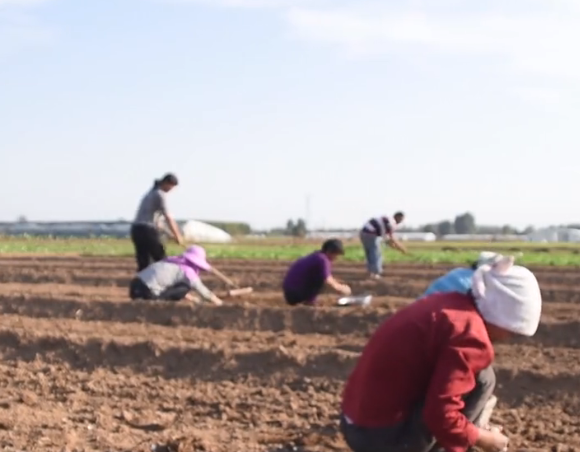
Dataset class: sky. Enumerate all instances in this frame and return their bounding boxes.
[1,0,579,230]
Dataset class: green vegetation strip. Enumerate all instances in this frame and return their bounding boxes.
[1,237,580,266]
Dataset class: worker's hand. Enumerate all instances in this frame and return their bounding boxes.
[176,236,185,247]
[476,426,508,452]
[211,295,224,306]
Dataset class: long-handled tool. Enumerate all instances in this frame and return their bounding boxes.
[210,266,237,287]
[210,266,254,298]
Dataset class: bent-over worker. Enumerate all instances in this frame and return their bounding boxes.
[340,256,542,452]
[129,245,223,306]
[282,239,351,306]
[131,173,184,271]
[359,212,406,279]
[421,251,504,298]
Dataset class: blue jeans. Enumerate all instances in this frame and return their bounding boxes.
[360,231,383,274]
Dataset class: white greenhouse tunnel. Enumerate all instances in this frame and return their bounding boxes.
[180,220,232,243]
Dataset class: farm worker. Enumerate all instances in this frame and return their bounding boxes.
[421,252,504,298]
[340,256,542,452]
[359,212,406,279]
[129,245,223,306]
[282,239,351,306]
[131,173,184,271]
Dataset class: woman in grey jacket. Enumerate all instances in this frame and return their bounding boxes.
[131,173,184,271]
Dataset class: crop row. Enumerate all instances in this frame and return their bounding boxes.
[1,237,580,265]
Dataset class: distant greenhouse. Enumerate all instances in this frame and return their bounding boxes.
[181,220,232,243]
[306,231,357,240]
[0,222,131,238]
[527,227,580,243]
[441,234,527,242]
[305,230,437,241]
[394,232,437,242]
[0,220,233,242]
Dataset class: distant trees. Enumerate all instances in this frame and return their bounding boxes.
[454,213,476,234]
[415,212,526,237]
[184,214,577,238]
[285,218,308,237]
[501,224,518,234]
[419,212,475,236]
[438,220,454,236]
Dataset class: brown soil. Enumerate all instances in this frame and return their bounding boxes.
[0,256,578,451]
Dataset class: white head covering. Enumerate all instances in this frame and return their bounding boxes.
[476,251,503,267]
[476,251,524,268]
[472,257,542,337]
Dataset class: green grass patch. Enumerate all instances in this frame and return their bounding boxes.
[1,236,580,266]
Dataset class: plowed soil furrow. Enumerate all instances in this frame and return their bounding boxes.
[0,316,575,400]
[2,273,580,304]
[0,283,414,307]
[1,256,579,279]
[0,255,579,451]
[0,361,341,452]
[0,296,577,350]
[0,327,578,451]
[1,256,579,307]
[0,314,363,350]
[0,294,393,336]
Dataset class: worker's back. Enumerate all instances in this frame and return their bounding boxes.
[341,292,493,428]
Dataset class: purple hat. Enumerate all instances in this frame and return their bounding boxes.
[182,245,211,271]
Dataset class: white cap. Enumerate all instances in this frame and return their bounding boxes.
[472,257,542,337]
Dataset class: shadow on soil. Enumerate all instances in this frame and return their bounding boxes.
[0,295,386,336]
[0,330,358,381]
[0,295,579,348]
[0,329,579,411]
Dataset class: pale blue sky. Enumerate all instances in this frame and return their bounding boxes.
[1,0,579,229]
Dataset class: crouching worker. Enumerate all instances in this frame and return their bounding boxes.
[129,245,223,306]
[282,239,351,306]
[340,256,542,452]
[421,251,505,298]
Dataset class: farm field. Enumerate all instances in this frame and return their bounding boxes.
[3,236,580,265]
[0,247,580,452]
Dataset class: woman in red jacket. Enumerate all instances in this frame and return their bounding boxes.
[340,257,542,452]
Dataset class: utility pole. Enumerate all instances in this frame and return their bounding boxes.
[305,194,311,229]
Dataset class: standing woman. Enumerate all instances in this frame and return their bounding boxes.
[360,211,407,279]
[131,173,184,271]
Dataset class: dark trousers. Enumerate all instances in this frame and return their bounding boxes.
[284,288,309,306]
[129,278,154,300]
[129,277,191,302]
[340,366,496,452]
[283,280,325,306]
[130,224,166,271]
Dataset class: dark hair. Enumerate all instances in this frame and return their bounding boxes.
[153,173,179,189]
[394,211,405,218]
[321,238,345,255]
[470,261,479,270]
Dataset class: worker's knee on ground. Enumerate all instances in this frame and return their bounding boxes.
[476,366,496,397]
